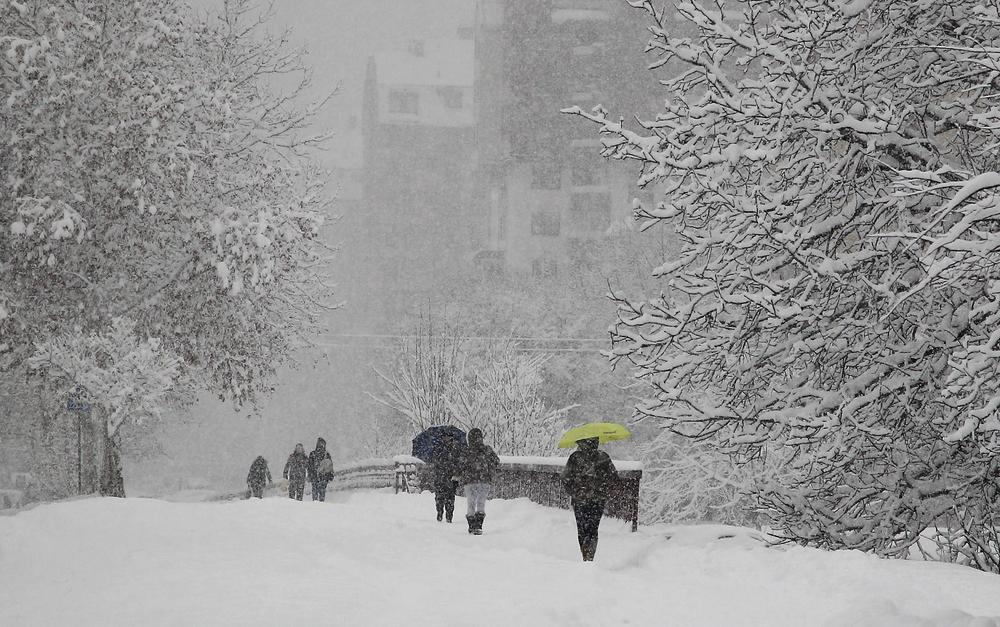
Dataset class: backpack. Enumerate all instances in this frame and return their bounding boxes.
[317,457,334,477]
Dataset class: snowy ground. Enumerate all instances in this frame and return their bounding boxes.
[2,491,1000,627]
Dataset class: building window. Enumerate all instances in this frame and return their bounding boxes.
[570,193,610,231]
[571,150,600,186]
[531,211,561,236]
[388,90,419,114]
[531,163,561,189]
[438,86,463,109]
[532,257,558,278]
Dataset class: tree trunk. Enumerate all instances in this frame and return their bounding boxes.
[97,423,125,498]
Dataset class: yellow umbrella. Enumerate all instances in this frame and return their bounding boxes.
[558,422,632,448]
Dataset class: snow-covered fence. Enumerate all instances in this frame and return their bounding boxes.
[392,455,426,494]
[391,454,643,531]
[328,459,397,492]
[493,456,643,532]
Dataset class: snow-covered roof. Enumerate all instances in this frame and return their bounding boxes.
[374,39,474,88]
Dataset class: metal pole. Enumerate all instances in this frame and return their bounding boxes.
[77,413,82,494]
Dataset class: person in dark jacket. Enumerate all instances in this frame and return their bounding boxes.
[307,438,334,502]
[561,437,618,561]
[457,428,500,535]
[431,433,462,522]
[247,456,272,499]
[283,443,309,500]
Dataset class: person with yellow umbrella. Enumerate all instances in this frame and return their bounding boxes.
[559,422,629,562]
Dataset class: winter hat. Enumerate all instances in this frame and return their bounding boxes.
[468,428,484,446]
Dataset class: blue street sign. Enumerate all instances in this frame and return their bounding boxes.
[67,397,90,412]
[67,385,91,413]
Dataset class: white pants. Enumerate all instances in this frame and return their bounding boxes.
[465,483,490,516]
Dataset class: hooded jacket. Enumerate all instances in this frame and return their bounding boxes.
[307,438,333,482]
[247,456,272,487]
[284,447,309,482]
[458,428,500,485]
[561,438,618,503]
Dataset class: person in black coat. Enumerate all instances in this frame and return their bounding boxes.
[307,437,333,502]
[457,428,500,535]
[561,437,618,561]
[247,456,272,499]
[283,443,309,500]
[430,433,462,522]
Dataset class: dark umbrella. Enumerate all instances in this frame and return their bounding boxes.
[411,425,467,463]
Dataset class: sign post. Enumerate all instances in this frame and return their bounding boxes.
[66,385,91,495]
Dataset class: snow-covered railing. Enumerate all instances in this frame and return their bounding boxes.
[392,455,425,494]
[328,458,397,492]
[391,454,644,532]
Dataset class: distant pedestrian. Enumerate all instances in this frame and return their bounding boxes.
[247,456,272,499]
[283,443,309,500]
[561,437,618,561]
[307,438,334,502]
[431,432,462,523]
[457,428,500,535]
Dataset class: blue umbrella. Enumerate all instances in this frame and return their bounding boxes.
[411,425,467,462]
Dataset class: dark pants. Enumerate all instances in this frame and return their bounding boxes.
[434,478,456,520]
[249,483,265,499]
[573,500,605,560]
[311,480,328,502]
[288,479,304,500]
[435,491,456,521]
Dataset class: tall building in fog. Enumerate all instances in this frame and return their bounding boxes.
[361,37,478,324]
[359,1,660,308]
[472,0,658,277]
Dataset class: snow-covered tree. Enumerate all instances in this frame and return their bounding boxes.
[371,323,464,432]
[569,0,1000,570]
[446,340,570,457]
[1,0,334,494]
[27,318,182,496]
[372,326,569,456]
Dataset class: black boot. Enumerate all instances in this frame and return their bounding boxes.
[472,512,485,535]
[466,515,475,534]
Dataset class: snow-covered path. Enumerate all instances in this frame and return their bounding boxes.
[2,490,999,626]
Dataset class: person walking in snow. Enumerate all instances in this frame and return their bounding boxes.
[247,456,272,499]
[283,443,309,500]
[431,432,462,523]
[307,438,334,502]
[457,428,500,535]
[561,437,618,562]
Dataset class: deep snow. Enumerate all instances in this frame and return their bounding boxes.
[1,490,999,626]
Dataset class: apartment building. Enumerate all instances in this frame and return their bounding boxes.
[360,37,478,322]
[472,0,659,277]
